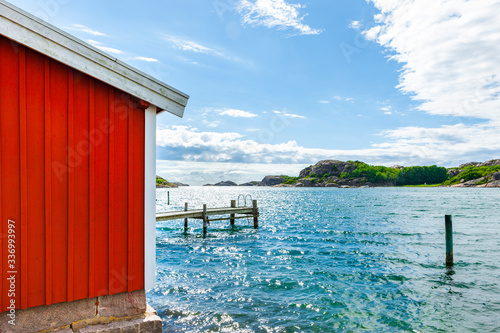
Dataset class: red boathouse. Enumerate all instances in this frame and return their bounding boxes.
[0,1,188,331]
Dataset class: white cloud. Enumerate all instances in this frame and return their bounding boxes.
[134,56,159,62]
[349,20,362,30]
[219,109,258,118]
[157,126,241,143]
[236,0,322,36]
[157,126,332,164]
[164,35,224,57]
[319,100,330,104]
[68,24,106,36]
[93,46,123,55]
[374,122,500,166]
[87,40,123,55]
[365,0,500,120]
[333,96,354,102]
[380,106,392,114]
[273,110,306,118]
[87,39,101,45]
[202,119,221,128]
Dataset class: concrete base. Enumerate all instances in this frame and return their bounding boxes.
[0,290,162,333]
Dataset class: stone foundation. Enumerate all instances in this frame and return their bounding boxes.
[0,290,162,333]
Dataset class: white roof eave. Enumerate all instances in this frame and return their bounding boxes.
[0,0,189,117]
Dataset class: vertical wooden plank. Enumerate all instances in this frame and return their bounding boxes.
[72,72,90,301]
[131,106,145,290]
[18,46,29,309]
[0,37,21,310]
[0,37,3,312]
[94,81,110,296]
[127,100,135,292]
[89,79,96,297]
[110,91,129,294]
[112,92,129,294]
[44,57,53,306]
[26,48,47,308]
[49,59,69,304]
[108,89,115,293]
[67,70,74,302]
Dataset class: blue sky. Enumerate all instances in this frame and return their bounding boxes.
[10,0,500,185]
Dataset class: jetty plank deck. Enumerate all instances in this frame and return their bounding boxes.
[156,206,254,221]
[156,200,259,235]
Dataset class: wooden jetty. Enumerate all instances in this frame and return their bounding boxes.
[156,199,259,235]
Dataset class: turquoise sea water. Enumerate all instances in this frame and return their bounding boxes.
[149,187,500,332]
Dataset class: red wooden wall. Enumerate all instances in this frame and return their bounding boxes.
[0,35,145,311]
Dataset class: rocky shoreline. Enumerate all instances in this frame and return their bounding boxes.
[205,159,500,188]
[157,159,500,188]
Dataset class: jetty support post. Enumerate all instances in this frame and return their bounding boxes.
[253,200,259,229]
[203,204,208,235]
[184,202,188,232]
[230,200,236,226]
[445,215,453,266]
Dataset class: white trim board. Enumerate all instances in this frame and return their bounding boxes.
[0,0,188,117]
[144,105,157,289]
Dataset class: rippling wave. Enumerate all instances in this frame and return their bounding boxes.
[149,187,500,332]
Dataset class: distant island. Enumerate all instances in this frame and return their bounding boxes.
[156,175,189,188]
[203,181,238,186]
[203,159,500,188]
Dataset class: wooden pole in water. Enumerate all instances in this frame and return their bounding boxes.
[184,202,188,232]
[168,191,170,205]
[230,200,236,226]
[252,200,258,229]
[203,204,208,235]
[445,215,453,266]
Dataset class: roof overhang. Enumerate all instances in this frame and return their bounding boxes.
[0,0,188,117]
